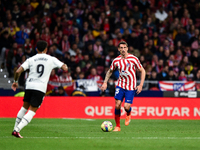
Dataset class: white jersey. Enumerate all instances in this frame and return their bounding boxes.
[21,53,64,93]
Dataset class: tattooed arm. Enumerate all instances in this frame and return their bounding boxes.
[11,66,24,91]
[101,69,113,92]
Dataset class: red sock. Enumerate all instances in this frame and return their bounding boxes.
[115,114,120,127]
[127,111,131,116]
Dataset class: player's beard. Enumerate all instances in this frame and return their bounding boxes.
[121,51,126,56]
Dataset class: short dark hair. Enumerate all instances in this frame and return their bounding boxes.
[36,41,48,52]
[118,41,128,47]
[58,86,64,90]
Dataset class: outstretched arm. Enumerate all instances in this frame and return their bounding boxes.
[11,66,24,91]
[136,67,146,94]
[101,69,113,92]
[61,64,68,71]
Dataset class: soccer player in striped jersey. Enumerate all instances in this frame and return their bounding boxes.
[11,41,68,138]
[101,41,146,131]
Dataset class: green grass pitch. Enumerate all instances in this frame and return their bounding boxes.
[1,118,200,150]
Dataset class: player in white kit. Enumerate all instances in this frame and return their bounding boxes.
[11,41,68,138]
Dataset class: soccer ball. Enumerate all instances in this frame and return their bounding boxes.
[101,121,113,132]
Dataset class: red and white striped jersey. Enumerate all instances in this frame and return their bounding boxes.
[110,53,142,90]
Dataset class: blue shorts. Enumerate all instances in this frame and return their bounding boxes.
[114,86,136,104]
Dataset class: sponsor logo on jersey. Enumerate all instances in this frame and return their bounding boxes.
[121,70,130,76]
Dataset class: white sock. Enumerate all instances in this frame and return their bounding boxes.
[14,107,27,130]
[15,110,36,132]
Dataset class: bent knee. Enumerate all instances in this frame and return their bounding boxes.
[115,104,121,109]
[124,105,131,111]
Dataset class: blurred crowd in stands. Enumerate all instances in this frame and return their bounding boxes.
[1,0,200,93]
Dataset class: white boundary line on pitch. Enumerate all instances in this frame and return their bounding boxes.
[62,118,96,121]
[1,137,200,139]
